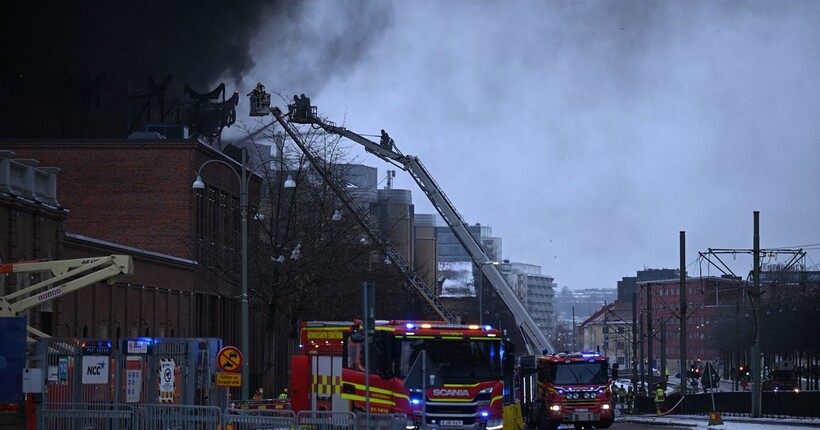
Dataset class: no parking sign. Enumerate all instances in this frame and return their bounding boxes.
[217,346,243,373]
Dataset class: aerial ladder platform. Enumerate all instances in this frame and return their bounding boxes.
[251,93,554,354]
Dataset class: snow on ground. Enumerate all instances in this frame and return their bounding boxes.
[622,414,820,429]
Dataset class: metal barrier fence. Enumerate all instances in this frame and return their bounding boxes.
[225,408,297,430]
[37,404,407,430]
[38,403,136,430]
[296,411,355,430]
[138,404,221,430]
[353,412,408,430]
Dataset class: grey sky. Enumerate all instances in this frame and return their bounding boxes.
[238,1,820,290]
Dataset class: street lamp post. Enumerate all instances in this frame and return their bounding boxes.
[192,147,250,400]
[193,147,295,401]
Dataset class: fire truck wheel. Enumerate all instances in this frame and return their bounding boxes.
[593,417,614,429]
[533,412,551,430]
[536,416,558,430]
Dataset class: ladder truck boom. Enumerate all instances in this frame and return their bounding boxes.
[270,107,455,323]
[298,108,554,354]
[0,255,134,340]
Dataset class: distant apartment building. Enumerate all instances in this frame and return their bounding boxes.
[500,261,556,336]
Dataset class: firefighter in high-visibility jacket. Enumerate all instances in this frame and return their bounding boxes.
[654,386,665,415]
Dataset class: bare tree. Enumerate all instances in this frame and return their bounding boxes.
[235,117,439,392]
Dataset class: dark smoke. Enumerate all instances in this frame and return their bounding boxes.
[0,0,394,137]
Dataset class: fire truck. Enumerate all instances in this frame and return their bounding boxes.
[517,352,614,430]
[291,320,514,430]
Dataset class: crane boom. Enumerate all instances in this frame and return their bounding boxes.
[0,255,134,340]
[310,114,555,354]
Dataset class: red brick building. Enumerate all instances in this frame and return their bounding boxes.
[635,276,744,376]
[2,140,264,381]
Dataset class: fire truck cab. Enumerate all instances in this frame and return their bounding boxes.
[518,352,614,430]
[291,320,514,430]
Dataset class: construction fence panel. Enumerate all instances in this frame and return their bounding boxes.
[38,403,135,430]
[224,408,297,430]
[296,411,354,430]
[119,338,224,406]
[37,339,117,404]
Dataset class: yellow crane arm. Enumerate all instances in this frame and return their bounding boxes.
[0,255,134,339]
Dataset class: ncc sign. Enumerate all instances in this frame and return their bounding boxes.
[81,356,108,384]
[217,346,243,373]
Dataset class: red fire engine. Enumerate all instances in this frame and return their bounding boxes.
[518,352,614,430]
[290,320,514,430]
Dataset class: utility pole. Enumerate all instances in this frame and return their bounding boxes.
[646,283,653,387]
[631,292,638,391]
[751,211,762,417]
[639,312,645,393]
[660,322,667,390]
[680,231,687,397]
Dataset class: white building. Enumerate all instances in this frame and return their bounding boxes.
[500,261,556,337]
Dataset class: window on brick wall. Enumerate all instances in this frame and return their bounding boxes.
[196,185,241,275]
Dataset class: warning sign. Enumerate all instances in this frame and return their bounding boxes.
[216,372,242,387]
[217,346,243,373]
[125,356,142,403]
[159,359,175,403]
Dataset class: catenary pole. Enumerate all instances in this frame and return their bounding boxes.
[679,231,687,398]
[751,212,762,417]
[631,292,638,392]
